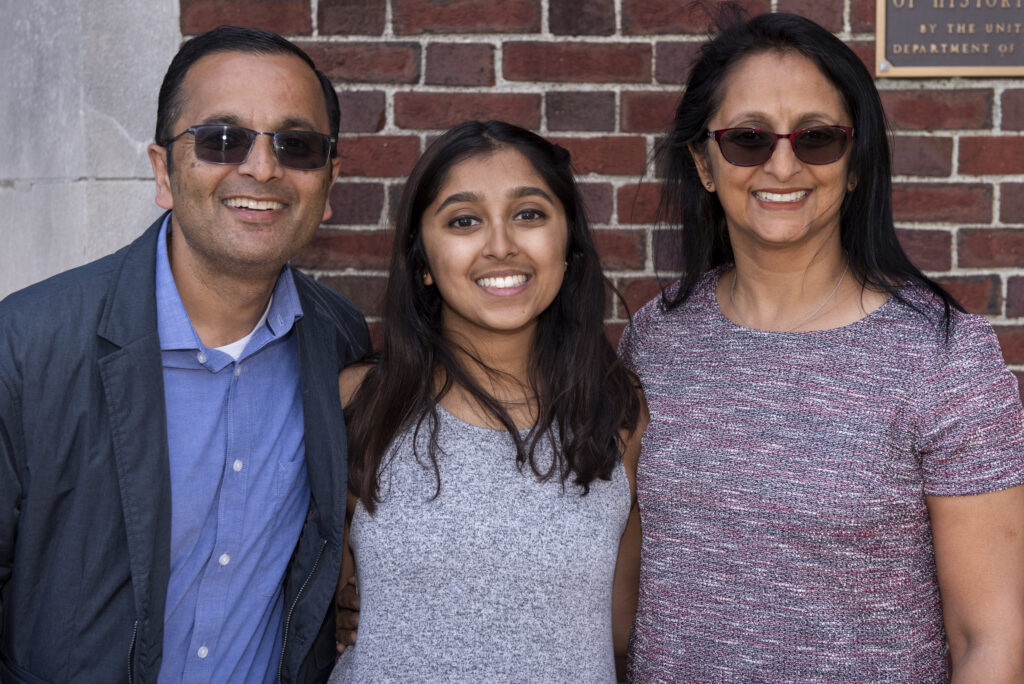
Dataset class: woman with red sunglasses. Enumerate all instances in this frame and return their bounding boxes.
[621,8,1024,681]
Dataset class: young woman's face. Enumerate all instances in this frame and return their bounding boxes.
[420,147,569,343]
[692,51,855,257]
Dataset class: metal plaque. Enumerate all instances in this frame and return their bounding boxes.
[877,0,1024,77]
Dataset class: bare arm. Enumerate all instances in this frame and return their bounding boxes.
[928,484,1024,682]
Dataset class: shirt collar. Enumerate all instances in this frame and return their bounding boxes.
[155,214,304,354]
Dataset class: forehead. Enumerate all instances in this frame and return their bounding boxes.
[439,147,554,195]
[176,50,328,130]
[714,50,849,125]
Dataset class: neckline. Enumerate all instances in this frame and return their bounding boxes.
[435,401,534,435]
[709,265,900,335]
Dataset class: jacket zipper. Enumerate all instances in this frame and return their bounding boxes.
[127,620,138,684]
[278,537,328,684]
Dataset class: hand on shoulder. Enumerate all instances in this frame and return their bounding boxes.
[339,363,373,409]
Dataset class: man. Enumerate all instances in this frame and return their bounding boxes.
[0,27,368,683]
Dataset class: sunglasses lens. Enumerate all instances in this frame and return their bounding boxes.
[792,127,849,164]
[273,131,331,170]
[191,125,255,164]
[718,129,775,166]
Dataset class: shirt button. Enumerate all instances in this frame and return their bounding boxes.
[233,459,243,472]
[234,364,242,377]
[219,553,230,566]
[196,351,207,364]
[197,646,209,659]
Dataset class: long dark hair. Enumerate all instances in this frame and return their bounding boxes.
[657,7,962,326]
[348,120,641,513]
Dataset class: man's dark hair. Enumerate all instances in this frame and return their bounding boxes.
[154,26,339,154]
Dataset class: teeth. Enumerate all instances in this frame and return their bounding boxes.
[476,274,528,289]
[224,197,284,211]
[754,190,809,203]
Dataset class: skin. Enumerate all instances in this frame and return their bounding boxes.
[147,51,340,347]
[696,49,1024,679]
[333,149,648,666]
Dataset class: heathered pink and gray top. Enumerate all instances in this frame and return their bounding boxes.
[620,268,1024,682]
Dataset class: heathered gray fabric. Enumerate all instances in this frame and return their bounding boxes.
[330,404,630,683]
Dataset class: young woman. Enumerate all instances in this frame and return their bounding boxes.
[330,120,646,681]
[622,9,1024,681]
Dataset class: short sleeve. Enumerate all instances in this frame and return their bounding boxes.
[916,314,1024,496]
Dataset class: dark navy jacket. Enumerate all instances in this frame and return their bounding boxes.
[0,214,369,683]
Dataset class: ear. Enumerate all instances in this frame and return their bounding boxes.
[846,173,857,192]
[423,270,434,286]
[148,143,174,211]
[321,156,343,222]
[688,144,714,192]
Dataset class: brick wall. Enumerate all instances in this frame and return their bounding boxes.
[181,0,1024,394]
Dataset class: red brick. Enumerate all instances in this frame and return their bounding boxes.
[895,228,952,271]
[394,92,541,130]
[850,0,875,33]
[994,325,1024,365]
[181,0,311,34]
[504,42,651,83]
[338,91,386,132]
[958,229,1024,268]
[339,136,420,177]
[622,92,680,133]
[617,183,662,225]
[547,92,615,132]
[655,42,702,85]
[593,229,647,270]
[293,227,393,270]
[319,0,385,35]
[323,182,385,225]
[777,0,842,32]
[891,136,953,177]
[892,183,992,223]
[1003,90,1024,131]
[848,39,875,76]
[604,322,628,347]
[393,0,540,33]
[1003,183,1024,223]
[319,274,388,317]
[622,0,769,34]
[304,42,419,84]
[1008,276,1024,317]
[551,0,614,35]
[580,183,614,223]
[550,137,647,176]
[959,136,1024,175]
[425,44,494,87]
[879,89,993,131]
[652,228,683,271]
[934,275,1001,316]
[618,277,664,319]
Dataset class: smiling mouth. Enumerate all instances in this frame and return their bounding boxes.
[753,190,809,203]
[476,274,529,289]
[223,197,285,211]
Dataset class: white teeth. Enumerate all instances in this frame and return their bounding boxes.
[476,274,528,289]
[754,190,809,203]
[223,197,284,210]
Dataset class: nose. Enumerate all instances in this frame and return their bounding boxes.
[236,132,284,182]
[762,137,801,181]
[482,219,519,260]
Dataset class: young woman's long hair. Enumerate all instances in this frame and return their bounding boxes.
[347,120,641,513]
[657,7,962,327]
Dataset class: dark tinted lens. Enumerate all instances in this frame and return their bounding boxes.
[792,127,848,164]
[191,125,255,164]
[718,129,775,166]
[273,131,330,170]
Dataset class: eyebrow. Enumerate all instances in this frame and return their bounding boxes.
[199,113,322,132]
[724,111,840,128]
[434,186,554,215]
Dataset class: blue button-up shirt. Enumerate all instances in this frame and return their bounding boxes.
[154,217,310,683]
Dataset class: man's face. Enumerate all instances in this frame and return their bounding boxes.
[148,51,339,280]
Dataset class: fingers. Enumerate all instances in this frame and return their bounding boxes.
[337,576,361,611]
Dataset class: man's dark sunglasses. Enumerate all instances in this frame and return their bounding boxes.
[164,124,336,171]
[707,125,854,166]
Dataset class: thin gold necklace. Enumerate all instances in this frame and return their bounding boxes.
[729,261,850,332]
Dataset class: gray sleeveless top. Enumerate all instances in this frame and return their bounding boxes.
[330,405,630,683]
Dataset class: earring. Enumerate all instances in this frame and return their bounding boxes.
[705,181,714,191]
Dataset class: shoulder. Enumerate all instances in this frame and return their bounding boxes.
[291,269,371,354]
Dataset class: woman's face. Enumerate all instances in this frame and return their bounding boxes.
[420,147,569,343]
[692,51,855,256]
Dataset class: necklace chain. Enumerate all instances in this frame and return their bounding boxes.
[729,261,850,333]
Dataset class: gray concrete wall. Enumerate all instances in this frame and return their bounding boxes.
[0,0,180,298]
